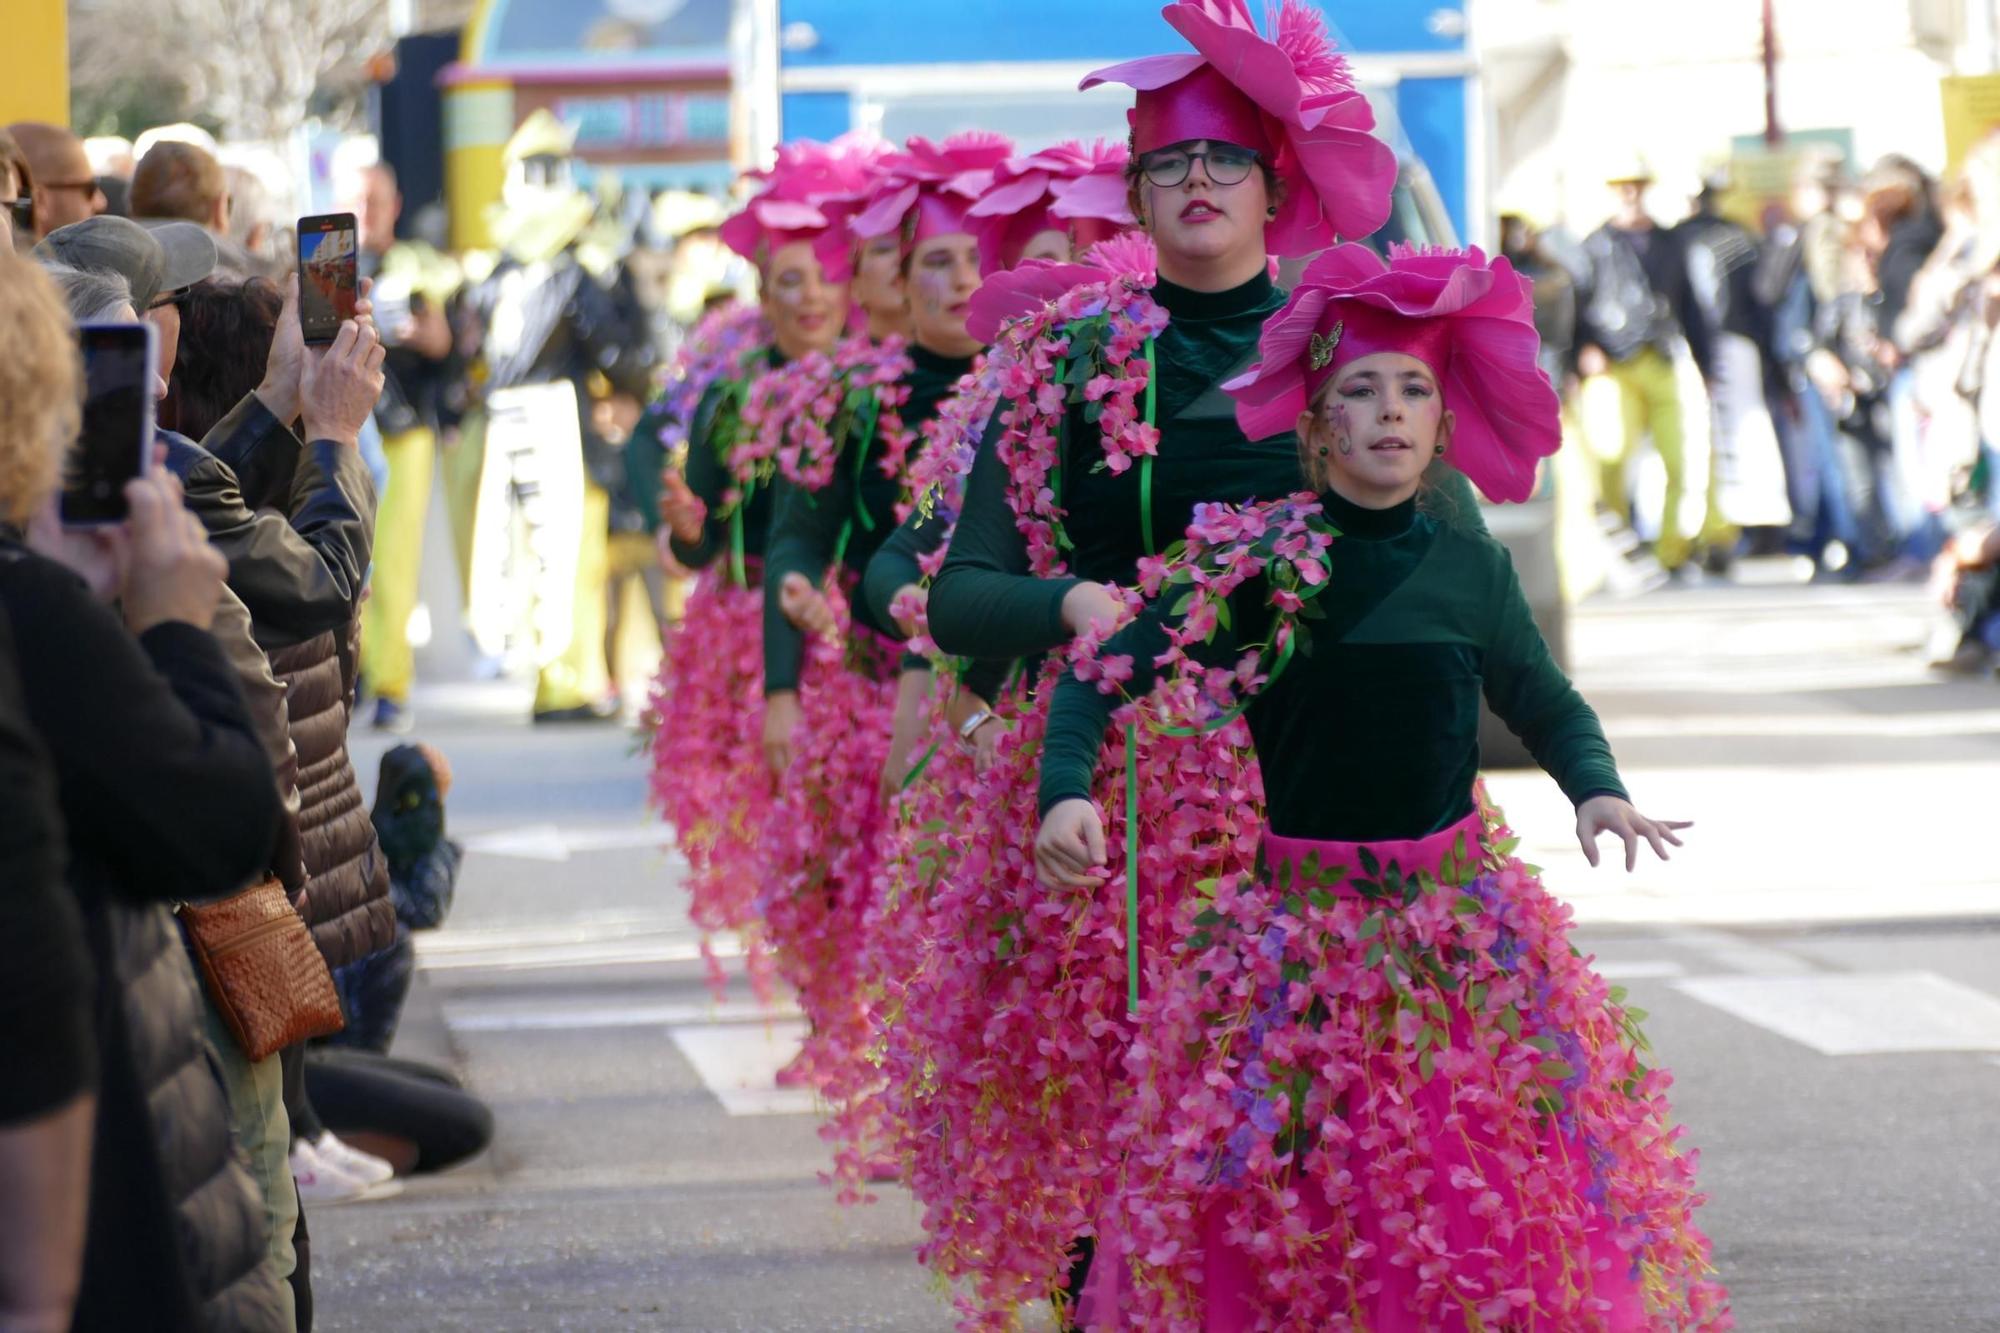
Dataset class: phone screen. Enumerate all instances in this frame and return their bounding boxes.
[63,323,156,526]
[297,212,358,344]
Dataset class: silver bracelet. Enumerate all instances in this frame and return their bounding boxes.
[956,709,995,749]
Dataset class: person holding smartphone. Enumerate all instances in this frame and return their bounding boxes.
[0,249,289,1332]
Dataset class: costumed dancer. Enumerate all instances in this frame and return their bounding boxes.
[459,109,660,723]
[880,4,1462,1323]
[753,132,1010,1179]
[835,144,1143,1201]
[638,142,865,1000]
[1035,243,1730,1330]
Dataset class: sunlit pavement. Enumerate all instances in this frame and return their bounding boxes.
[312,578,2000,1331]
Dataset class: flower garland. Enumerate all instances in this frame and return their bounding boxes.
[655,302,771,465]
[991,261,1169,578]
[640,572,779,1003]
[735,333,916,499]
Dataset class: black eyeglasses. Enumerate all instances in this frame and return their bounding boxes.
[1136,143,1261,189]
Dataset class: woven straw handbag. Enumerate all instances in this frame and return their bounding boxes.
[178,878,345,1061]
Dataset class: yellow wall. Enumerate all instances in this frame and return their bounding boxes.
[2,0,70,126]
[443,81,513,252]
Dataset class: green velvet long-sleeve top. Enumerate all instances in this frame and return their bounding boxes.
[764,342,975,693]
[662,347,784,574]
[1039,489,1626,842]
[927,270,1489,664]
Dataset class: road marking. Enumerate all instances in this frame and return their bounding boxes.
[1673,971,2000,1055]
[1661,927,1815,975]
[445,1001,799,1032]
[461,822,678,862]
[1591,959,1686,980]
[1603,709,2000,740]
[670,1022,817,1116]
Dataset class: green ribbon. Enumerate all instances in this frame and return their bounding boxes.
[1138,337,1158,558]
[1124,719,1141,1014]
[899,736,944,791]
[829,393,883,572]
[729,507,748,589]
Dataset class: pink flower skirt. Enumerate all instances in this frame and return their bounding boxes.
[643,569,777,1001]
[1079,793,1731,1332]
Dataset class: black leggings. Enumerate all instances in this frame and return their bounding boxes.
[302,1047,493,1174]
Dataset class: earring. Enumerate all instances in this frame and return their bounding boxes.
[1316,445,1330,457]
[1434,442,1446,457]
[1266,205,1279,218]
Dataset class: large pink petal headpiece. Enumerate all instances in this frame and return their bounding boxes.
[965,233,1159,345]
[1224,244,1561,503]
[719,138,878,283]
[849,131,1016,254]
[1080,0,1397,255]
[965,139,1135,274]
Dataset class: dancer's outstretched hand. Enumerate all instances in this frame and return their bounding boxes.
[778,572,836,637]
[1576,795,1690,871]
[763,689,801,780]
[1036,798,1108,889]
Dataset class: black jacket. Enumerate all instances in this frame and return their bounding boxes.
[0,607,93,1124]
[0,540,286,1332]
[165,393,376,650]
[1576,221,1704,370]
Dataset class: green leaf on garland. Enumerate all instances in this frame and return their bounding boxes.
[1453,895,1483,915]
[1536,1059,1577,1081]
[1526,1034,1562,1053]
[1499,1007,1522,1040]
[1356,914,1383,940]
[1418,1048,1436,1082]
[1363,940,1385,968]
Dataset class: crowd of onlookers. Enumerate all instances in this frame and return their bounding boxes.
[1,119,489,1333]
[1504,143,2000,676]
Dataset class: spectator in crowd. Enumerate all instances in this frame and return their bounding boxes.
[1574,151,1732,576]
[0,609,93,1333]
[40,257,320,1328]
[130,139,259,276]
[0,247,288,1330]
[162,275,414,1230]
[315,741,493,1178]
[1862,156,1948,559]
[225,164,283,275]
[1672,166,1786,559]
[342,158,465,733]
[5,122,105,241]
[0,128,31,255]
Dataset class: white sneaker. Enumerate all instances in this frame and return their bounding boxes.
[290,1138,377,1204]
[314,1131,395,1186]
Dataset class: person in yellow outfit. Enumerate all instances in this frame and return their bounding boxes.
[461,111,658,723]
[347,159,465,732]
[1574,153,1733,575]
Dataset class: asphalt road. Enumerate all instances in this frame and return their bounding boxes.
[314,578,2000,1332]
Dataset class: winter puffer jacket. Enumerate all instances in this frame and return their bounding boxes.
[79,902,289,1332]
[266,623,393,970]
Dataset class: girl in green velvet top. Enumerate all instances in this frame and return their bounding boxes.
[1030,244,1727,1331]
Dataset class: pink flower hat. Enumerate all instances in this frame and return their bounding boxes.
[848,131,1017,256]
[718,138,879,283]
[1080,0,1397,255]
[965,139,1135,273]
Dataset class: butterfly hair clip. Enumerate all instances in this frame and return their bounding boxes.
[1308,322,1343,371]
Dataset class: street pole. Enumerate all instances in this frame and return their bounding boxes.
[1762,0,1783,147]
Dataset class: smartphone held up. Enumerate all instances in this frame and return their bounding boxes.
[297,212,358,344]
[62,322,157,527]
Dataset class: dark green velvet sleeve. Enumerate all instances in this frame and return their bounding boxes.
[762,468,847,695]
[928,416,1081,658]
[1480,548,1627,807]
[1037,586,1259,816]
[862,505,941,631]
[667,382,732,570]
